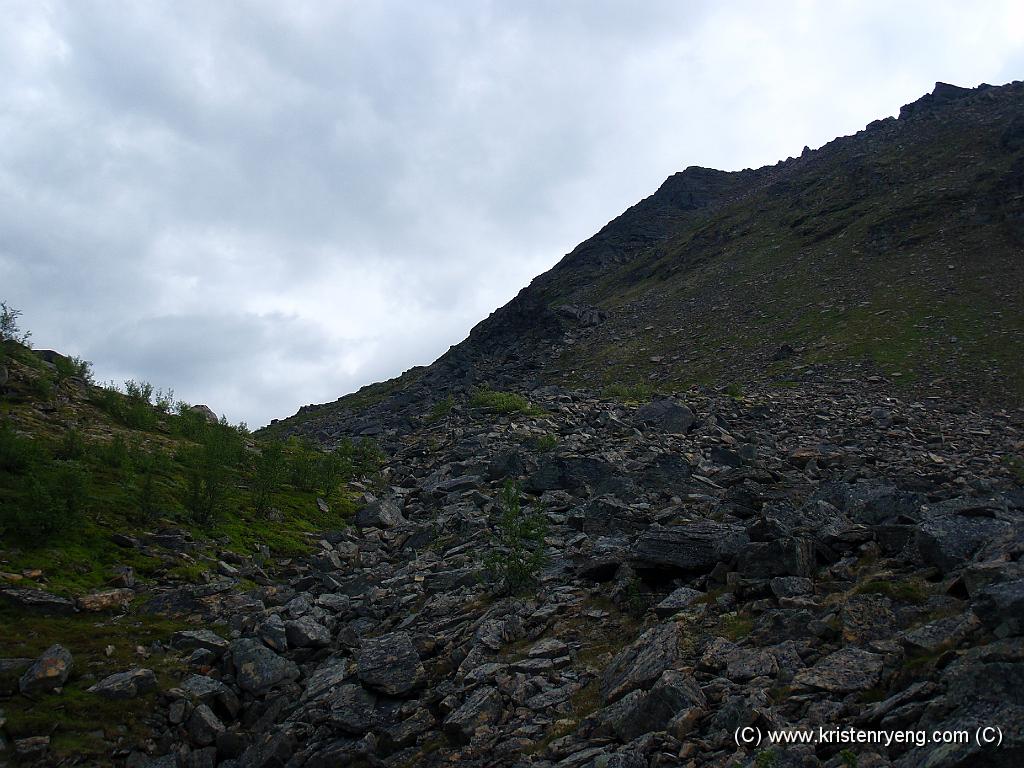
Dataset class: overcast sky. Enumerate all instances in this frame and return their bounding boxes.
[2,1,1021,427]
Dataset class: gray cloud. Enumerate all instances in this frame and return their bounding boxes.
[2,0,1022,425]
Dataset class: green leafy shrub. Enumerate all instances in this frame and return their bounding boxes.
[427,394,455,422]
[54,355,94,384]
[0,301,31,345]
[97,434,130,469]
[482,481,548,595]
[0,421,44,473]
[56,427,87,460]
[4,461,88,545]
[252,442,285,514]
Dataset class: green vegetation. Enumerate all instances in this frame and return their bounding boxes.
[718,613,754,641]
[0,300,31,345]
[482,481,548,595]
[527,432,559,453]
[426,394,455,422]
[854,578,929,604]
[469,387,541,415]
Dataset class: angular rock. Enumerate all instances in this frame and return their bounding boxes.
[88,667,157,699]
[595,669,705,742]
[631,522,749,574]
[76,588,135,612]
[443,685,502,743]
[794,647,884,692]
[328,683,379,734]
[973,579,1024,636]
[354,497,406,529]
[635,399,695,433]
[19,644,73,698]
[356,632,423,696]
[655,587,704,618]
[602,622,683,703]
[171,629,230,657]
[917,515,1012,573]
[188,704,225,746]
[230,638,300,695]
[0,587,75,615]
[285,616,331,648]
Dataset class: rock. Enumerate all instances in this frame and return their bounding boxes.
[230,638,300,695]
[19,644,73,697]
[917,515,1012,573]
[257,614,289,653]
[601,622,684,703]
[770,576,813,598]
[973,579,1024,636]
[0,587,76,615]
[77,588,135,612]
[443,686,502,743]
[528,638,569,658]
[189,404,219,424]
[88,668,157,699]
[794,647,884,692]
[14,736,50,760]
[356,632,424,696]
[188,704,225,746]
[737,536,815,577]
[840,594,896,645]
[631,522,749,574]
[354,497,406,529]
[170,629,230,657]
[285,616,331,648]
[635,399,695,433]
[655,586,704,617]
[595,669,705,741]
[328,683,379,734]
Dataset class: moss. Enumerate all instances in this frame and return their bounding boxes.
[854,578,929,604]
[718,613,754,641]
[469,388,542,415]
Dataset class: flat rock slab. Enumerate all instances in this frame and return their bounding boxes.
[635,399,695,433]
[0,587,75,615]
[77,588,134,612]
[88,667,157,699]
[794,647,884,692]
[443,685,502,743]
[631,522,749,574]
[356,631,424,696]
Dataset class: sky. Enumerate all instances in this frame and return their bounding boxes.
[2,1,1022,427]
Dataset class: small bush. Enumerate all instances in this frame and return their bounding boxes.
[602,382,654,402]
[427,394,455,422]
[482,481,548,595]
[252,442,286,514]
[4,461,88,545]
[98,434,130,468]
[0,421,44,472]
[54,355,94,384]
[470,388,537,415]
[56,427,87,460]
[528,433,558,453]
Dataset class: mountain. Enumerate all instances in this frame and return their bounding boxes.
[262,80,1024,444]
[2,82,1024,768]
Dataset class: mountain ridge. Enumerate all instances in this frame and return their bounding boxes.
[262,79,1024,444]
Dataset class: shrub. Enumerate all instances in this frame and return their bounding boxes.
[54,355,94,384]
[4,461,88,545]
[0,421,43,473]
[56,427,87,460]
[0,301,31,345]
[252,442,286,514]
[482,481,548,595]
[470,388,536,414]
[98,434,130,468]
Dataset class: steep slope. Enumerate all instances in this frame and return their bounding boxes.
[262,80,1024,444]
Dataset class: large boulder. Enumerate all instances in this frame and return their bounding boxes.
[917,515,1012,573]
[973,579,1024,636]
[595,670,706,741]
[19,644,73,698]
[602,622,685,704]
[794,647,884,692]
[356,632,424,696]
[631,522,749,574]
[354,497,406,529]
[443,686,502,743]
[230,639,300,695]
[635,399,695,433]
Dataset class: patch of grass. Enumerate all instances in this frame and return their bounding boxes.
[718,613,754,641]
[426,394,455,423]
[854,578,929,604]
[525,433,559,453]
[601,382,656,402]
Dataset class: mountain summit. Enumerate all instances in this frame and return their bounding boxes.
[265,80,1024,444]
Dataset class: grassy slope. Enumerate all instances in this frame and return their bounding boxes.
[0,340,367,763]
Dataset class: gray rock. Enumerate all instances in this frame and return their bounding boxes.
[595,669,705,741]
[443,685,502,743]
[88,668,157,699]
[356,632,423,696]
[189,404,219,424]
[354,497,406,529]
[0,587,76,615]
[917,515,1012,573]
[230,638,300,695]
[631,522,749,574]
[19,644,73,698]
[285,616,331,648]
[257,614,289,653]
[770,576,813,598]
[973,579,1024,636]
[794,647,884,692]
[602,622,683,703]
[635,399,695,433]
[171,629,230,657]
[328,683,379,734]
[188,704,225,746]
[655,587,704,617]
